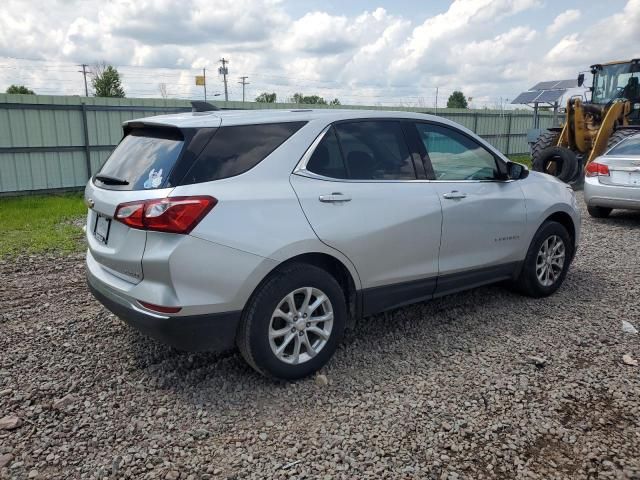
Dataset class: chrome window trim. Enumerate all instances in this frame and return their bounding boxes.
[293,169,513,184]
[294,125,332,174]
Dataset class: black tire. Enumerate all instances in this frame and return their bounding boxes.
[533,146,579,183]
[531,130,560,166]
[587,205,612,218]
[237,263,347,380]
[606,128,638,151]
[514,221,574,298]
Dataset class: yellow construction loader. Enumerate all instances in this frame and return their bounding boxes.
[532,59,640,183]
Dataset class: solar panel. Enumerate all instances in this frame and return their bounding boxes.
[536,89,567,103]
[531,81,559,90]
[513,77,579,104]
[511,91,541,104]
[530,79,577,91]
[556,79,578,89]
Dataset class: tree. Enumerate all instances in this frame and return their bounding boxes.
[446,91,468,109]
[91,63,125,98]
[158,83,168,99]
[6,85,35,94]
[290,93,339,105]
[255,92,277,103]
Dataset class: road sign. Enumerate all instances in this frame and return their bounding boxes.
[195,75,205,86]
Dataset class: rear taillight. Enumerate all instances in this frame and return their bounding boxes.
[115,196,217,234]
[585,162,610,177]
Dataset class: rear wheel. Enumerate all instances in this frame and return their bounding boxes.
[587,205,613,218]
[533,146,579,183]
[237,263,346,379]
[514,221,573,298]
[606,128,638,151]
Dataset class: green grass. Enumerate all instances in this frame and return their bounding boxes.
[0,155,534,257]
[508,154,532,168]
[0,193,86,257]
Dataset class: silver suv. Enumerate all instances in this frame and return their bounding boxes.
[85,109,581,379]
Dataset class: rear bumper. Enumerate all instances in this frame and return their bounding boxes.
[88,273,241,352]
[584,177,640,210]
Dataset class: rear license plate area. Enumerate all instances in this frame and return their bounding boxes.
[94,214,111,244]
[611,171,640,186]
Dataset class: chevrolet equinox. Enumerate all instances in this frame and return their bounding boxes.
[85,109,581,379]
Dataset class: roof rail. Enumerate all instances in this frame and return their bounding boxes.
[190,101,219,112]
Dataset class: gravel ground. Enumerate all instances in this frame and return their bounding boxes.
[1,194,640,480]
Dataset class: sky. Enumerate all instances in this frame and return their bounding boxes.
[0,0,639,108]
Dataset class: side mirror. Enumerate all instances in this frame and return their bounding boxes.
[507,161,529,180]
[577,73,585,87]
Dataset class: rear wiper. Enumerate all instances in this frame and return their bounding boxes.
[95,174,129,185]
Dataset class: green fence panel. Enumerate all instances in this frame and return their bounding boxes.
[0,94,553,195]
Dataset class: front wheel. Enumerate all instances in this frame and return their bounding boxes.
[237,263,346,380]
[514,221,574,298]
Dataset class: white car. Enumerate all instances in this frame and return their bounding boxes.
[85,108,581,379]
[584,132,640,217]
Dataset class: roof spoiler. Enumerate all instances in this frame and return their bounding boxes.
[191,101,219,112]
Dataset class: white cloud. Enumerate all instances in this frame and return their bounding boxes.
[0,0,638,106]
[393,0,541,72]
[546,0,640,66]
[547,9,581,35]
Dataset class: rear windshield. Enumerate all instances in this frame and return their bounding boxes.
[96,128,184,190]
[179,122,306,185]
[608,135,640,155]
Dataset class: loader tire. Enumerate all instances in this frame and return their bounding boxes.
[533,147,579,183]
[606,129,638,151]
[531,130,560,167]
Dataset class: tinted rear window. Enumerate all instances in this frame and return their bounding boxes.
[180,122,305,185]
[97,128,184,190]
[608,135,640,155]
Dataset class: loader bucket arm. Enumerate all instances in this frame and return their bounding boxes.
[586,101,631,165]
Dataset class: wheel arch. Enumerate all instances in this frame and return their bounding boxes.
[246,251,361,327]
[543,210,576,251]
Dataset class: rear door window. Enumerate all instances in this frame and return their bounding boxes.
[333,121,415,180]
[180,122,306,184]
[96,128,184,190]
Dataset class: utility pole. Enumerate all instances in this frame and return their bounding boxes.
[435,87,439,114]
[219,58,229,101]
[203,67,207,102]
[78,64,89,96]
[238,76,249,102]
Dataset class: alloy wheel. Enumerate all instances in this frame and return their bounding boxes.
[268,287,334,365]
[536,235,565,287]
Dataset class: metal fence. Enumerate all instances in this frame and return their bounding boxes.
[0,94,554,195]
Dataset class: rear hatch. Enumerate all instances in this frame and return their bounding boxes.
[85,121,218,283]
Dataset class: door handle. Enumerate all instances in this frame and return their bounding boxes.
[443,191,467,200]
[319,192,352,203]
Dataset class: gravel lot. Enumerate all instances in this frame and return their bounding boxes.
[1,194,639,480]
